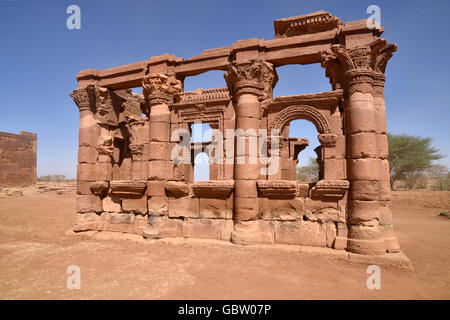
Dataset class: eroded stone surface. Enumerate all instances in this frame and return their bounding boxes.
[70,11,401,256]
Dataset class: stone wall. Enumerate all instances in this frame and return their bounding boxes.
[0,131,37,187]
[70,11,401,256]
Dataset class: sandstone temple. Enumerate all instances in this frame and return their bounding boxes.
[70,11,401,255]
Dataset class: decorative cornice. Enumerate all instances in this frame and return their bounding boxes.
[177,87,230,105]
[274,11,342,38]
[224,58,278,101]
[192,180,234,197]
[256,180,297,198]
[109,180,147,197]
[310,179,349,200]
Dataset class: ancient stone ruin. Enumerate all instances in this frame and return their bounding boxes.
[0,131,37,187]
[70,11,400,255]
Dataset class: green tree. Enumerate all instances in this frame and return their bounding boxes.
[297,157,319,182]
[387,133,445,189]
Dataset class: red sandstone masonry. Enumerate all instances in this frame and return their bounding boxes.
[70,11,402,257]
[0,131,37,187]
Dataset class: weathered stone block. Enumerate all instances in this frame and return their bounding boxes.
[297,183,310,197]
[376,134,388,159]
[78,146,97,164]
[323,159,346,180]
[231,220,275,245]
[76,195,102,213]
[234,197,260,221]
[274,220,326,246]
[97,162,112,181]
[147,180,166,196]
[122,197,147,214]
[165,181,190,197]
[148,160,171,180]
[168,196,199,218]
[199,197,233,219]
[378,180,391,201]
[143,216,183,239]
[260,198,304,220]
[182,219,214,239]
[304,198,337,213]
[212,219,234,241]
[147,196,168,216]
[77,163,97,182]
[347,132,377,159]
[347,200,379,225]
[73,212,106,232]
[148,142,170,160]
[109,213,133,224]
[349,180,378,201]
[77,181,93,195]
[347,159,379,181]
[149,122,170,142]
[102,195,121,212]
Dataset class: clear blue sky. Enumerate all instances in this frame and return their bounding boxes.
[1,0,449,179]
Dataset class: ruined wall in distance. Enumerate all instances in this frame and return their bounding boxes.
[0,131,37,187]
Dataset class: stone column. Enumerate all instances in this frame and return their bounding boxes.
[224,59,278,244]
[142,73,182,237]
[322,41,399,255]
[70,86,103,214]
[373,71,400,252]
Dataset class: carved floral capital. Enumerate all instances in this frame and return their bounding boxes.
[320,39,397,94]
[142,73,183,106]
[224,59,278,100]
[70,86,95,111]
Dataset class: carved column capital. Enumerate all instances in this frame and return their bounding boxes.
[70,84,116,118]
[70,85,96,112]
[320,39,397,95]
[142,73,183,106]
[224,58,278,101]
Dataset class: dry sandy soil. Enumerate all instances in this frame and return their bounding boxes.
[0,186,449,299]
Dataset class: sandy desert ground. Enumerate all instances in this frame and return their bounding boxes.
[0,184,449,299]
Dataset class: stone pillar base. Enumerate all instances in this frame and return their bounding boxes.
[347,238,386,255]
